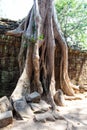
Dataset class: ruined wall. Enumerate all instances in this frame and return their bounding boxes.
[0,19,87,97]
[0,35,21,97]
[55,45,87,90]
[68,49,87,86]
[0,34,87,97]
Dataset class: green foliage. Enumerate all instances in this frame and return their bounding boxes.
[38,34,44,40]
[55,0,87,51]
[29,37,36,44]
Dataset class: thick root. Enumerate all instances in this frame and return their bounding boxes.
[53,8,75,96]
[6,19,25,36]
[6,28,23,36]
[36,81,43,94]
[10,0,78,110]
[11,79,30,101]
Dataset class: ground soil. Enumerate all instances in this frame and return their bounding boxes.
[1,92,87,130]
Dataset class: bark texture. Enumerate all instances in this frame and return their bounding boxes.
[7,0,76,109]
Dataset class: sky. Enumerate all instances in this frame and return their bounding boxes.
[0,0,33,20]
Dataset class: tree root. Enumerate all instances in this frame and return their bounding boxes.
[64,94,84,100]
[10,0,79,110]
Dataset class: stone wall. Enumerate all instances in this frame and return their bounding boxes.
[0,34,87,97]
[0,19,87,97]
[68,49,87,86]
[0,35,21,97]
[55,45,87,90]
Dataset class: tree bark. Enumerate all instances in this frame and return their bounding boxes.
[7,0,77,109]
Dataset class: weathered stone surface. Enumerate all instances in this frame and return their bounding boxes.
[26,92,41,103]
[79,85,87,92]
[0,19,20,97]
[0,96,12,113]
[13,97,34,119]
[54,89,65,106]
[34,110,55,122]
[0,18,19,34]
[0,110,13,128]
[0,34,20,97]
[30,100,51,113]
[55,46,87,90]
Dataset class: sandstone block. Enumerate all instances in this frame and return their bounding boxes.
[13,97,33,119]
[54,89,65,106]
[0,110,13,128]
[25,92,41,103]
[30,100,51,113]
[34,110,55,122]
[0,96,12,113]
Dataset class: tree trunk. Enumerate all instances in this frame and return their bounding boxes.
[7,0,77,109]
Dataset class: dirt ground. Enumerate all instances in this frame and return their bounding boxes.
[1,93,87,130]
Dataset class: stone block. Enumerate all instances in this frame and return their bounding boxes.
[13,97,34,120]
[0,96,12,113]
[30,100,51,113]
[34,110,55,122]
[25,92,41,103]
[79,85,87,92]
[0,110,13,128]
[54,89,65,106]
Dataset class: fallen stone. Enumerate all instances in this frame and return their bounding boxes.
[25,92,41,103]
[30,100,51,113]
[80,85,87,92]
[13,97,34,120]
[54,89,65,106]
[0,96,12,113]
[34,110,55,122]
[0,110,13,128]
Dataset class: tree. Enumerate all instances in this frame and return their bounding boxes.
[7,0,78,109]
[55,0,87,51]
